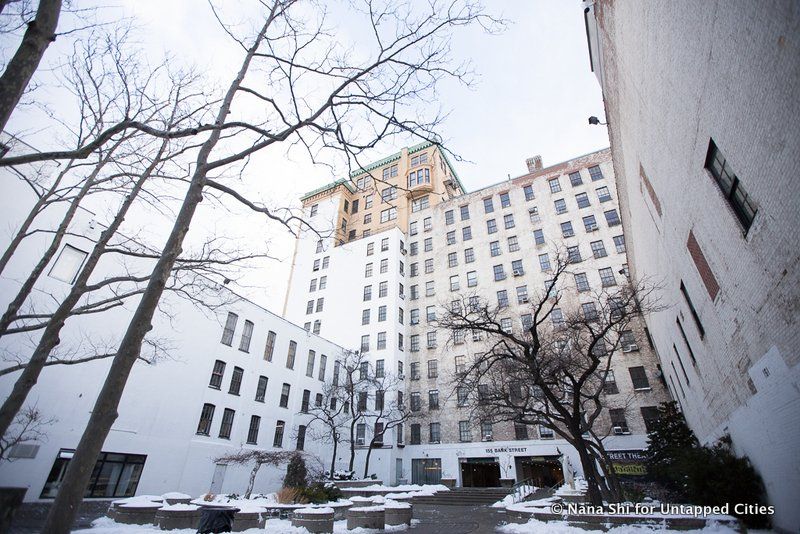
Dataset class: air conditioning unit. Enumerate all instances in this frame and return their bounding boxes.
[622,344,640,353]
[613,426,631,436]
[356,438,365,446]
[519,297,529,304]
[513,269,524,276]
[482,435,493,442]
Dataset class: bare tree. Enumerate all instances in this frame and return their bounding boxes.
[212,449,293,499]
[0,405,55,461]
[361,371,411,479]
[303,374,349,478]
[436,251,661,506]
[335,349,373,474]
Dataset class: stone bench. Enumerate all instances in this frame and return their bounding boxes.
[155,507,200,530]
[291,508,335,533]
[346,506,385,530]
[384,502,412,526]
[114,503,162,525]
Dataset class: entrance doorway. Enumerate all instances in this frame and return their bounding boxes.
[411,458,442,485]
[460,458,501,487]
[515,456,563,488]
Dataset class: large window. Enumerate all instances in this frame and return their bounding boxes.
[296,425,307,450]
[255,376,268,402]
[429,422,441,443]
[247,415,261,444]
[41,449,147,499]
[286,340,297,369]
[196,403,215,435]
[273,420,285,447]
[228,367,243,395]
[704,139,757,232]
[238,320,254,352]
[220,312,238,346]
[219,408,235,439]
[279,383,291,408]
[48,244,88,284]
[264,331,276,361]
[209,360,226,389]
[629,366,651,390]
[458,421,471,442]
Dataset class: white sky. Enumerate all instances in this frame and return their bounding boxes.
[2,0,608,314]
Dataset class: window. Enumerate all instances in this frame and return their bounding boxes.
[529,206,540,223]
[597,186,611,202]
[322,256,329,269]
[544,278,557,299]
[357,391,367,413]
[583,215,598,232]
[554,198,567,214]
[481,422,493,441]
[589,165,603,181]
[410,392,421,412]
[209,360,226,389]
[460,204,470,220]
[514,422,529,440]
[640,406,660,433]
[523,184,535,201]
[567,246,582,264]
[511,259,524,275]
[500,318,512,333]
[310,204,319,216]
[487,219,498,234]
[424,237,433,252]
[560,221,574,238]
[360,335,370,353]
[221,312,238,346]
[196,404,215,435]
[496,191,509,208]
[362,309,372,326]
[497,290,509,308]
[459,421,471,442]
[363,285,372,301]
[375,390,385,411]
[409,242,418,256]
[429,422,441,442]
[621,330,639,352]
[306,350,315,377]
[312,259,320,271]
[538,253,551,271]
[467,270,477,287]
[286,340,297,369]
[295,424,307,451]
[246,415,261,444]
[548,177,561,193]
[590,240,607,258]
[380,207,397,223]
[306,300,314,314]
[629,366,650,390]
[426,331,437,349]
[680,281,705,338]
[398,307,404,324]
[569,171,583,186]
[379,281,388,297]
[599,267,617,287]
[48,244,88,284]
[424,258,434,274]
[539,425,554,439]
[408,167,431,187]
[604,209,621,226]
[456,387,468,406]
[705,139,757,231]
[483,197,494,213]
[380,258,388,274]
[229,367,243,395]
[219,408,235,439]
[574,272,590,292]
[366,242,374,256]
[504,213,515,229]
[410,362,420,379]
[469,296,480,313]
[410,308,420,325]
[507,236,520,252]
[409,222,418,237]
[445,209,455,225]
[315,298,324,312]
[255,376,268,402]
[493,264,506,281]
[516,285,529,304]
[264,331,276,361]
[462,226,472,241]
[377,331,387,350]
[608,409,628,433]
[410,424,421,445]
[309,278,317,292]
[382,164,399,179]
[582,302,599,321]
[301,389,311,412]
[447,252,458,268]
[380,238,389,252]
[425,305,436,322]
[428,390,440,410]
[575,192,590,209]
[533,229,545,245]
[279,383,291,408]
[273,420,285,447]
[426,280,435,296]
[613,235,626,253]
[318,354,327,381]
[365,194,373,208]
[423,217,433,232]
[411,196,430,212]
[449,275,460,291]
[603,369,619,394]
[374,359,385,378]
[410,285,419,300]
[465,248,475,263]
[381,186,397,202]
[454,355,466,375]
[551,308,564,328]
[410,262,419,277]
[490,241,501,257]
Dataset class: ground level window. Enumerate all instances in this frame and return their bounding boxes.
[41,449,146,499]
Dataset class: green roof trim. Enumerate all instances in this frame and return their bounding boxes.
[300,178,355,201]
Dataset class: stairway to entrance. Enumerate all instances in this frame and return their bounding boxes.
[412,487,512,506]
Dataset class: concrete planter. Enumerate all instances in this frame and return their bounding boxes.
[115,504,162,525]
[155,508,200,530]
[347,495,377,506]
[163,497,191,506]
[335,480,383,489]
[384,505,412,526]
[346,507,385,530]
[327,501,353,520]
[291,509,334,533]
[232,509,266,531]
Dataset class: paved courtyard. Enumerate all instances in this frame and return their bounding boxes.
[408,504,509,533]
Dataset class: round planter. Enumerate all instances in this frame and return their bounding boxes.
[232,508,266,531]
[346,506,385,530]
[115,504,162,525]
[155,508,200,530]
[384,504,412,526]
[291,509,334,533]
[327,501,353,520]
[348,496,375,506]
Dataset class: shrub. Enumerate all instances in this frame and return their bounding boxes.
[283,453,308,489]
[276,487,307,504]
[298,482,343,504]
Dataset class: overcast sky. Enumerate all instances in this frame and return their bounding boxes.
[2,1,609,314]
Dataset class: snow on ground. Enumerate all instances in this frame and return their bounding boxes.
[75,516,420,533]
[357,483,449,493]
[497,518,742,534]
[492,485,538,508]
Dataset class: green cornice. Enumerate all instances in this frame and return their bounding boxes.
[300,178,356,202]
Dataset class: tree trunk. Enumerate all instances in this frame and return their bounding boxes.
[330,438,338,478]
[348,419,356,472]
[0,141,159,439]
[40,18,272,533]
[362,440,374,479]
[245,464,260,499]
[0,0,62,133]
[572,435,604,506]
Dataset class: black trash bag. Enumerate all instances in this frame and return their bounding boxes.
[197,507,238,533]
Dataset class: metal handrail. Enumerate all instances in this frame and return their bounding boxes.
[510,477,536,503]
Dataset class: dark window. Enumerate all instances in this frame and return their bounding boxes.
[247,415,261,444]
[629,366,650,390]
[301,389,311,413]
[609,408,628,432]
[428,390,439,410]
[264,331,276,361]
[221,312,238,345]
[238,320,254,352]
[280,383,291,408]
[410,424,421,445]
[680,281,705,338]
[196,403,215,435]
[575,192,590,208]
[219,408,235,439]
[228,367,243,395]
[41,449,146,499]
[296,425,306,450]
[429,422,441,443]
[569,171,583,186]
[286,341,297,369]
[273,420,285,447]
[588,165,603,181]
[209,360,225,389]
[640,406,660,433]
[705,139,757,232]
[255,376,268,402]
[604,209,621,226]
[514,422,528,440]
[524,185,535,201]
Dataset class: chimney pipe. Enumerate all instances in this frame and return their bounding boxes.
[526,155,543,173]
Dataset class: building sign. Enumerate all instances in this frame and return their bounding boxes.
[484,446,529,454]
[608,450,647,476]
